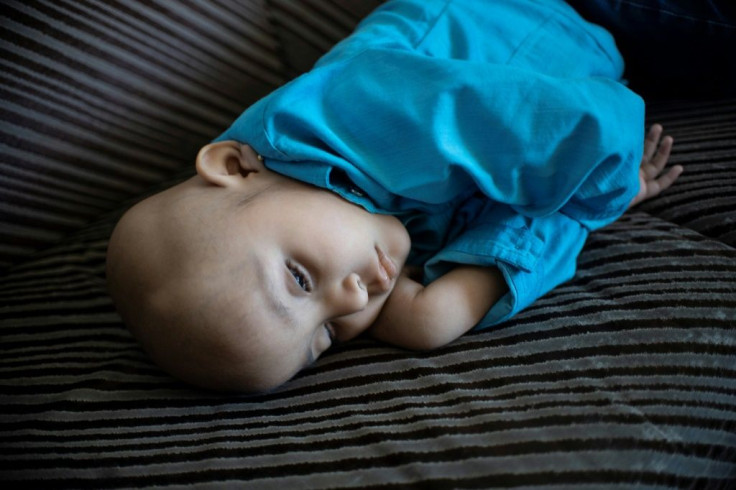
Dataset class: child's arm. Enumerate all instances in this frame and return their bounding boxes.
[369,265,507,350]
[370,124,681,351]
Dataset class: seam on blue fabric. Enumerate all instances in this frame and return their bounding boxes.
[505,10,556,65]
[465,223,543,263]
[446,241,537,272]
[560,199,628,231]
[412,0,453,50]
[493,245,536,272]
[526,0,620,67]
[260,53,374,160]
[260,96,289,159]
[475,260,522,328]
[559,206,594,232]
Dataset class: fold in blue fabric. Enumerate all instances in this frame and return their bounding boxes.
[216,0,644,328]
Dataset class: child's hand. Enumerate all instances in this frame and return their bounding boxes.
[629,124,683,208]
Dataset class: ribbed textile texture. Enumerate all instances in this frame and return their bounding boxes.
[0,0,284,270]
[1,1,735,488]
[267,0,384,76]
[1,100,735,488]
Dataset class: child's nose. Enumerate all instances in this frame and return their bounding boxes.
[331,272,369,316]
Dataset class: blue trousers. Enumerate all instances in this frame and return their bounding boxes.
[565,0,736,98]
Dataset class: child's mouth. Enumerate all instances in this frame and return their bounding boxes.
[375,245,397,292]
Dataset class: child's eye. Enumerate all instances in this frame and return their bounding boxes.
[325,322,336,344]
[287,261,312,292]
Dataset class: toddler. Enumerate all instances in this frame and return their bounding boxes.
[106,0,682,392]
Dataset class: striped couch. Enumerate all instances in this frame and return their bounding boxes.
[1,1,735,488]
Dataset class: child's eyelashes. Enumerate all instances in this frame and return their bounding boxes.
[287,260,313,292]
[325,322,336,344]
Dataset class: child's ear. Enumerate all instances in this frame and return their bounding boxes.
[195,141,264,187]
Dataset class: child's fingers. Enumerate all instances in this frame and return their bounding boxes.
[629,125,682,207]
[656,165,683,193]
[645,165,683,200]
[641,135,674,184]
[653,135,673,166]
[643,124,663,162]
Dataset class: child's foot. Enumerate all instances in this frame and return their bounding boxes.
[629,124,683,208]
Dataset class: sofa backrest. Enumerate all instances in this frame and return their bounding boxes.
[0,0,285,271]
[0,0,384,273]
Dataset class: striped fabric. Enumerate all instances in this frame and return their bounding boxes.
[1,1,735,488]
[638,100,736,247]
[1,102,735,487]
[267,0,384,76]
[0,0,284,270]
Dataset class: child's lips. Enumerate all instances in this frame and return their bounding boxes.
[375,245,397,292]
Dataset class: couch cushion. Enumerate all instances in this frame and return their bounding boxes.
[1,101,734,488]
[640,99,736,247]
[1,1,734,486]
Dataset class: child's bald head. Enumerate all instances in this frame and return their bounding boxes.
[106,142,410,392]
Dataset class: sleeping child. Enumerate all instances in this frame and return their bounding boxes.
[106,0,682,392]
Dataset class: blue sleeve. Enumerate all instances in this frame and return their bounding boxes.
[423,201,589,328]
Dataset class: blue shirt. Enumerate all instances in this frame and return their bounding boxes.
[216,0,644,328]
